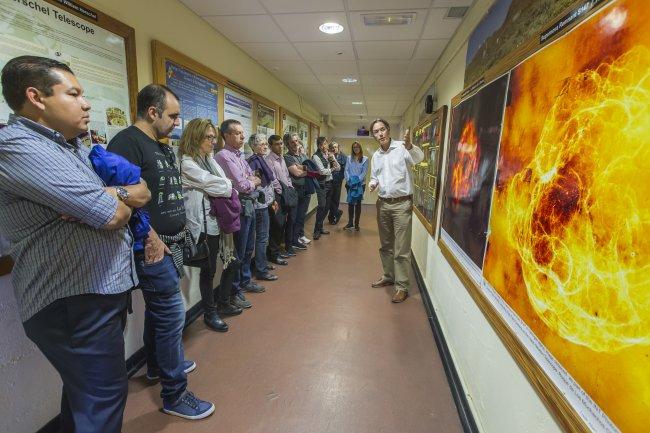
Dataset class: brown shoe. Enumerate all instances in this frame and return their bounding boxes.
[371,277,394,288]
[392,289,408,303]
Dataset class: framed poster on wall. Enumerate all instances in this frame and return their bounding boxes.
[439,1,648,432]
[0,0,138,276]
[310,123,319,157]
[256,103,276,136]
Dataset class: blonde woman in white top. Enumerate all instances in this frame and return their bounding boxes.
[179,118,241,332]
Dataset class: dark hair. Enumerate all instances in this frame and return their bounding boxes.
[1,56,74,111]
[316,136,327,147]
[370,118,390,133]
[268,134,282,145]
[282,133,294,146]
[351,141,363,162]
[136,84,179,119]
[219,119,241,138]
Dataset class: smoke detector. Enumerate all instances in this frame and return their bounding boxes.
[362,12,416,26]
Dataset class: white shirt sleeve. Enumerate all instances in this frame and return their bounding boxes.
[312,154,332,176]
[369,153,379,189]
[406,145,424,165]
[181,157,232,198]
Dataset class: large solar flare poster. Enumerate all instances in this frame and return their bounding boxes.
[482,0,650,431]
[440,74,509,269]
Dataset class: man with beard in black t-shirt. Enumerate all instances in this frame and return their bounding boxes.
[108,84,214,420]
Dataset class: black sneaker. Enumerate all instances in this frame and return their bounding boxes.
[217,302,243,316]
[291,243,307,251]
[284,249,297,256]
[231,292,252,309]
[344,223,354,230]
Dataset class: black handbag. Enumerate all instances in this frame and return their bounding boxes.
[183,195,210,267]
[280,182,298,208]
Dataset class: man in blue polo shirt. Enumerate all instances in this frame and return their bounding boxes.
[0,56,151,433]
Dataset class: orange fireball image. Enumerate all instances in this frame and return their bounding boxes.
[442,74,508,269]
[483,0,650,431]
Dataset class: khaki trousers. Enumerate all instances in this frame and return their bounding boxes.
[376,197,413,291]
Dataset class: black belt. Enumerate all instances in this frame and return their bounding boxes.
[378,195,412,204]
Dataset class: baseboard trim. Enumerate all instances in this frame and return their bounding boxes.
[36,300,205,433]
[411,255,480,433]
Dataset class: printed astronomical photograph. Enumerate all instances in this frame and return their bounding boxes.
[465,0,575,86]
[483,0,650,430]
[440,74,509,269]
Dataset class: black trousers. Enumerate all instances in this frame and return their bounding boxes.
[328,178,344,222]
[199,233,240,313]
[23,293,129,433]
[269,205,289,260]
[314,181,333,234]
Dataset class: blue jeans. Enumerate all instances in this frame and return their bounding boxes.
[254,207,270,276]
[233,212,255,293]
[293,190,311,244]
[23,293,129,433]
[136,254,187,405]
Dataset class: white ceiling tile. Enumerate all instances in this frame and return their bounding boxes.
[308,61,357,75]
[326,86,363,97]
[261,60,312,74]
[181,0,266,16]
[348,0,432,10]
[358,60,410,74]
[414,39,447,60]
[403,73,428,85]
[355,40,416,60]
[360,74,405,86]
[431,0,474,7]
[294,42,355,60]
[363,85,404,95]
[274,12,350,42]
[393,100,411,115]
[366,101,397,114]
[290,83,327,94]
[408,59,435,74]
[260,0,345,14]
[239,42,301,60]
[333,94,365,102]
[316,74,360,85]
[364,93,401,102]
[349,10,427,41]
[421,8,462,39]
[278,72,321,85]
[205,15,286,42]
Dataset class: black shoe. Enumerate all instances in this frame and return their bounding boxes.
[284,249,297,256]
[257,273,278,281]
[313,232,321,240]
[344,223,354,230]
[355,226,360,231]
[217,302,242,316]
[320,229,330,235]
[243,282,266,293]
[270,258,289,266]
[291,243,307,251]
[231,292,252,309]
[204,313,228,332]
[278,252,290,259]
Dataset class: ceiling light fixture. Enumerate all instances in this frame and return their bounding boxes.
[351,101,363,105]
[362,12,416,26]
[342,77,358,83]
[319,22,344,34]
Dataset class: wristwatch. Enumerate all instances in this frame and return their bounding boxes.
[115,186,129,202]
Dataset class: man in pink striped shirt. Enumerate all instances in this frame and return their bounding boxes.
[265,134,296,265]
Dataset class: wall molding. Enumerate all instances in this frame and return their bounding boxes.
[411,254,480,433]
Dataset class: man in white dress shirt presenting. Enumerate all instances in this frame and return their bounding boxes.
[368,119,424,303]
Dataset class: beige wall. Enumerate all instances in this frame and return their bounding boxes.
[401,1,563,432]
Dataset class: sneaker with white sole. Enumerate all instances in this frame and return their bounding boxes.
[299,236,311,244]
[163,391,215,420]
[146,359,196,381]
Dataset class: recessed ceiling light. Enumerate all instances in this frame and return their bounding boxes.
[363,12,416,26]
[351,101,363,105]
[319,22,344,34]
[342,77,358,83]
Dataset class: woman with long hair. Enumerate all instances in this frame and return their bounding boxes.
[179,118,242,332]
[344,141,368,231]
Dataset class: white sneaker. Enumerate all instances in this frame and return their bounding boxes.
[299,236,311,245]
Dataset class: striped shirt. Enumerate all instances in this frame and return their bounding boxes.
[0,115,137,321]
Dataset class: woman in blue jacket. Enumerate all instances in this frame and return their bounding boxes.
[344,141,368,231]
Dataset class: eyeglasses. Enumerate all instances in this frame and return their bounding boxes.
[204,134,217,142]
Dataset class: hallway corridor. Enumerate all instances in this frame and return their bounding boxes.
[122,206,463,433]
